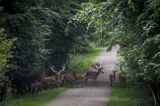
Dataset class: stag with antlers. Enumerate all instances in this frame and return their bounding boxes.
[85,62,104,86]
[41,64,65,89]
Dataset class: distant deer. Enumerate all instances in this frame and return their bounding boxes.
[30,81,42,94]
[61,72,75,87]
[113,70,117,80]
[73,72,86,87]
[119,72,127,87]
[109,70,117,87]
[41,76,57,89]
[42,64,65,89]
[85,62,104,86]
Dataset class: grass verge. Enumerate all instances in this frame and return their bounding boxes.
[68,48,104,72]
[0,87,67,106]
[107,87,154,106]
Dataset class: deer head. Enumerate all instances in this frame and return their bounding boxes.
[50,64,65,76]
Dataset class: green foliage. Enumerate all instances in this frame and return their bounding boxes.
[71,2,112,47]
[108,0,160,103]
[5,12,50,94]
[0,28,15,72]
[0,28,15,100]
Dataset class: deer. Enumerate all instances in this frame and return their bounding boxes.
[119,72,127,87]
[41,76,57,89]
[109,70,117,87]
[84,62,104,86]
[73,72,86,87]
[109,74,114,87]
[41,64,65,89]
[61,72,76,87]
[30,81,43,94]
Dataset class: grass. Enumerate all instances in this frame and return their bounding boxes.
[0,87,67,106]
[68,48,104,72]
[107,87,154,106]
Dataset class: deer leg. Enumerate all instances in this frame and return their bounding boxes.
[93,79,95,86]
[74,80,77,88]
[68,80,70,88]
[71,80,74,88]
[95,79,97,86]
[70,80,73,88]
[63,80,66,87]
[72,80,74,88]
[72,80,75,88]
[67,80,70,87]
[78,80,80,88]
[85,79,88,85]
[81,80,84,88]
[120,80,122,87]
[110,80,112,87]
[80,80,82,88]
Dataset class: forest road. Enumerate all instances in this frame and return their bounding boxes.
[44,46,120,106]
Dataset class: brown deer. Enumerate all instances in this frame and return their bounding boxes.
[73,72,86,87]
[113,70,117,80]
[109,74,114,87]
[85,62,104,86]
[41,76,57,89]
[61,72,75,87]
[30,81,42,94]
[42,64,65,89]
[119,72,127,87]
[109,70,117,87]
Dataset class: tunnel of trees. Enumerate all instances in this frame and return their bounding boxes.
[0,0,160,105]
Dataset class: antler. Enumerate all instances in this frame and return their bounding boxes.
[50,65,57,73]
[50,64,65,75]
[60,64,66,72]
[92,62,104,70]
[92,63,98,69]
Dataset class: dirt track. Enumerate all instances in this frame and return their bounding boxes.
[44,46,120,106]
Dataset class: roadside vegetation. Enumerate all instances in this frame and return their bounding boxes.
[0,87,67,106]
[107,54,154,106]
[68,48,103,72]
[108,87,153,106]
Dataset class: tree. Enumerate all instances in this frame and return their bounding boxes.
[0,27,15,100]
[1,0,84,94]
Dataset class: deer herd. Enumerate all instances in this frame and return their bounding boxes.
[30,62,104,94]
[31,62,127,94]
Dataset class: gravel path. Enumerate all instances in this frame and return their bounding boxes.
[44,46,120,106]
